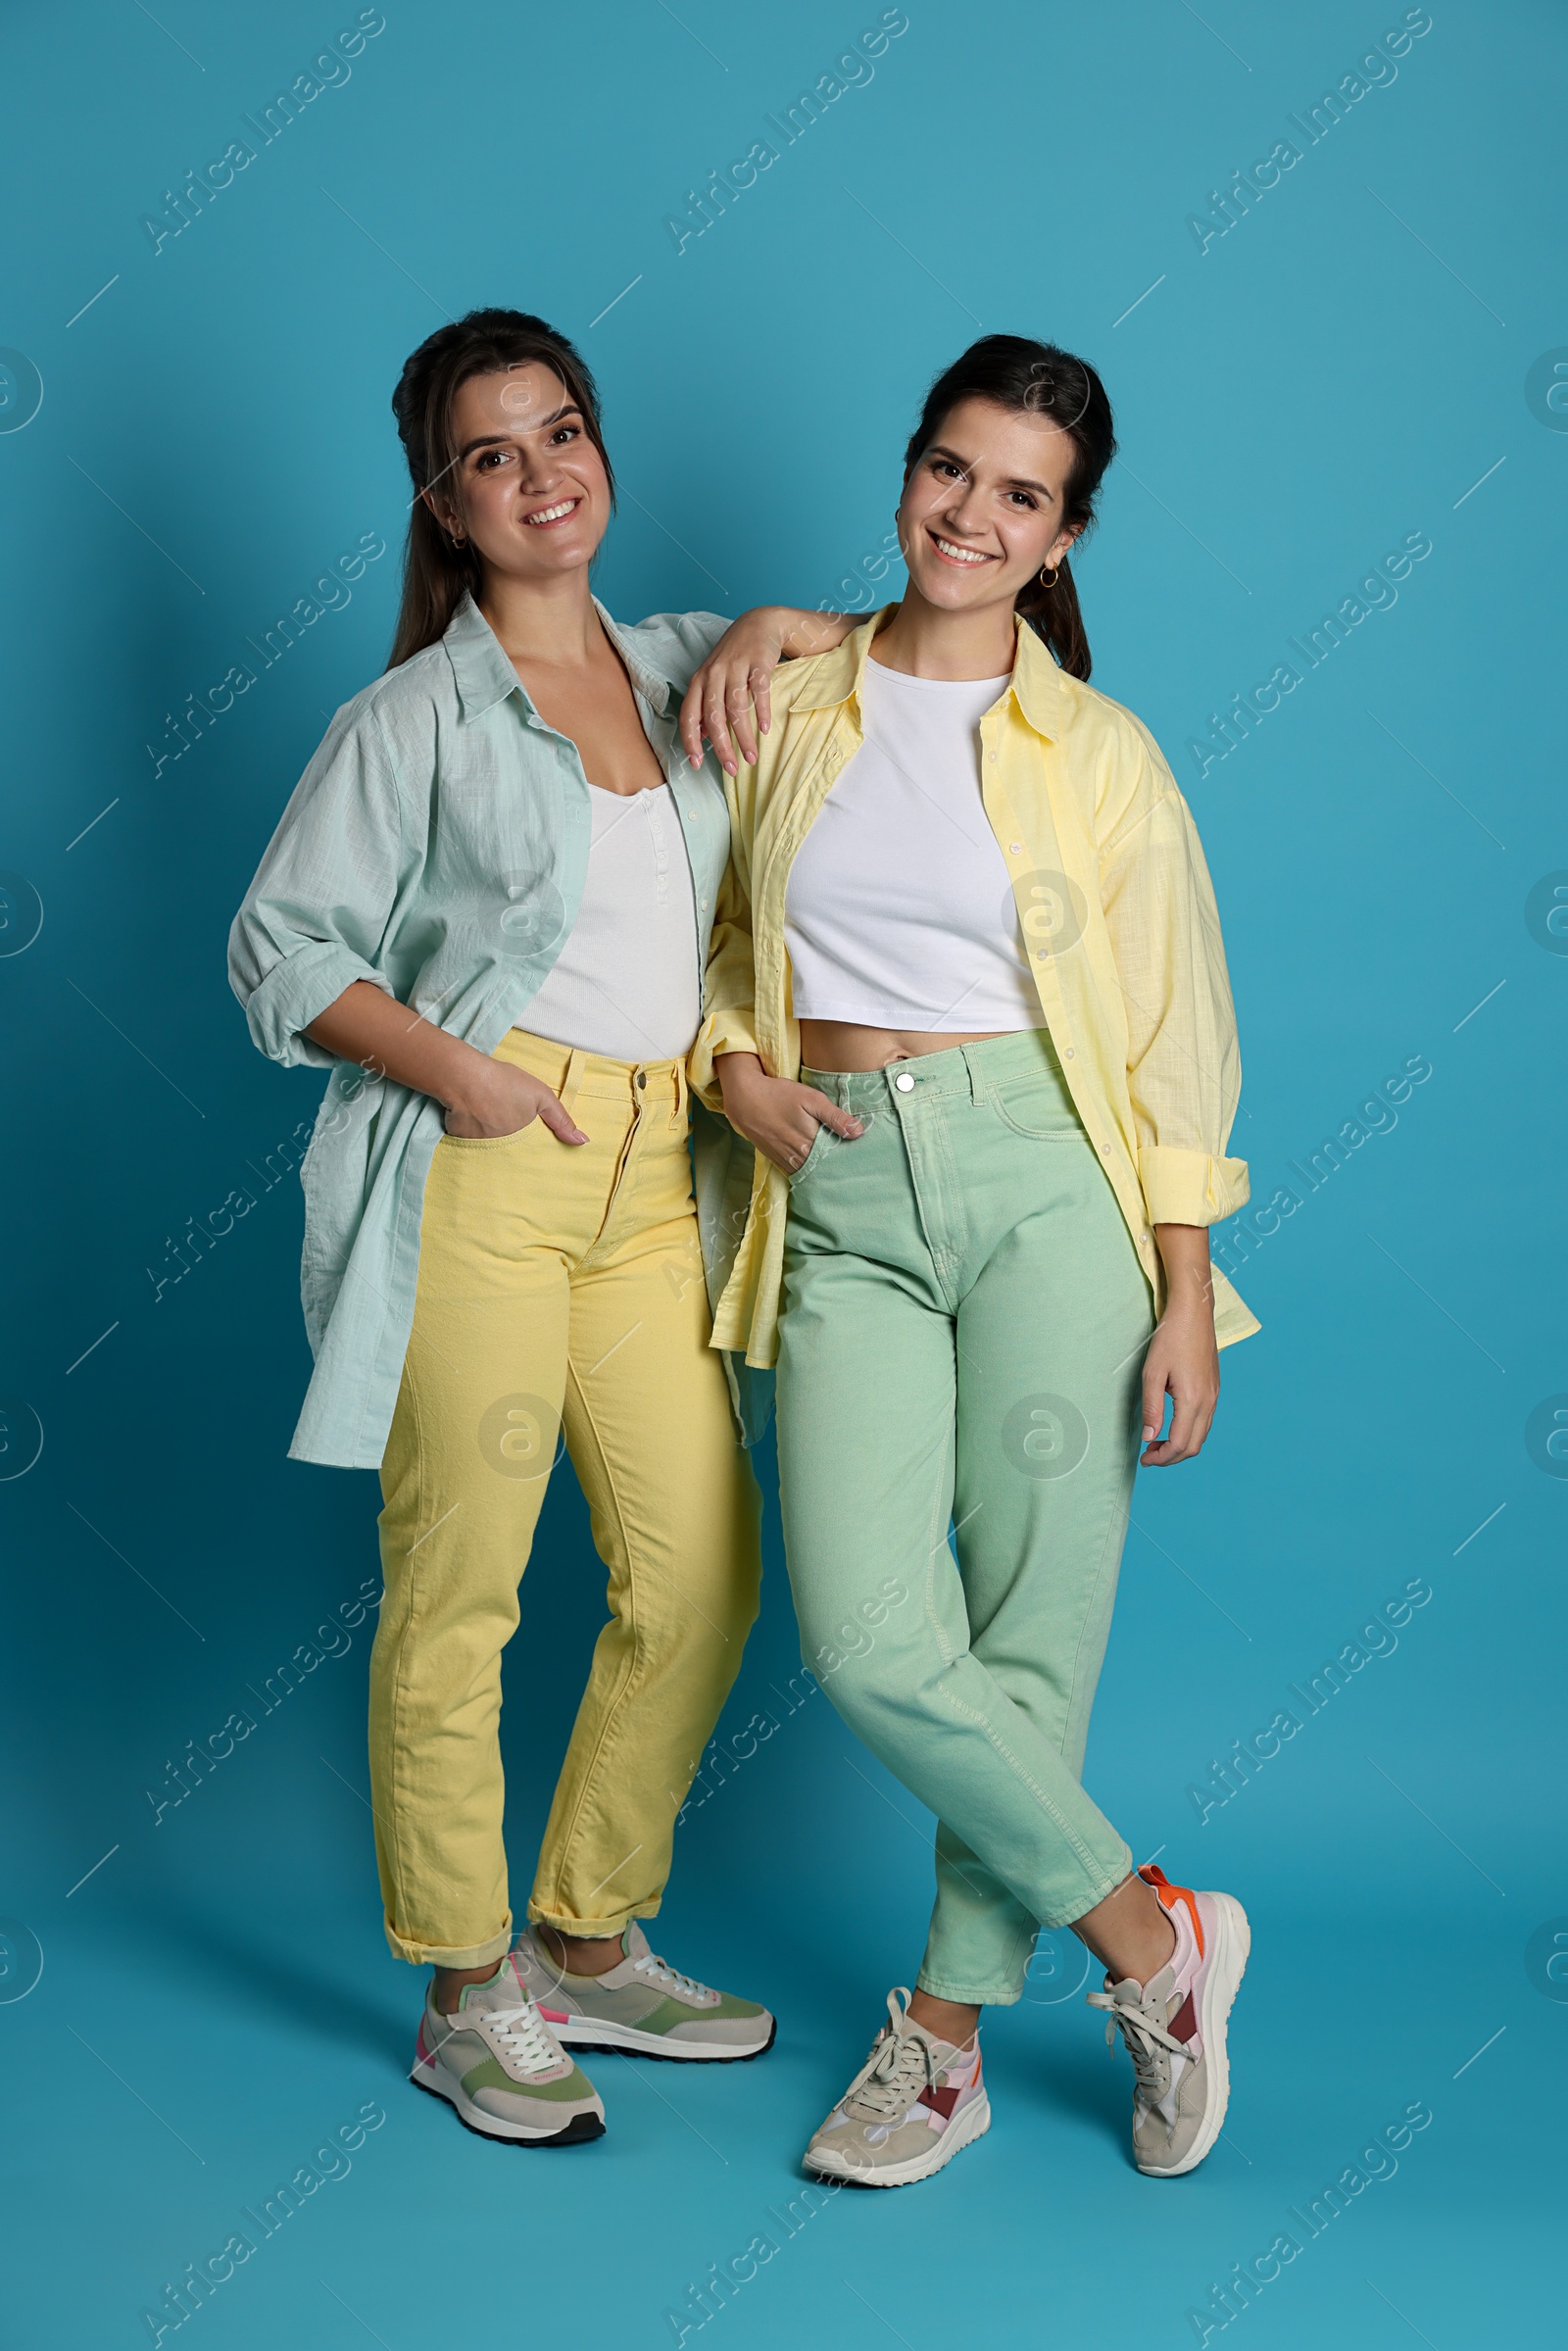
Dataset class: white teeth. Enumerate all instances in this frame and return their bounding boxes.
[933,535,988,563]
[526,500,577,524]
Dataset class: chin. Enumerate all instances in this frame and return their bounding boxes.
[518,528,595,565]
[912,563,994,607]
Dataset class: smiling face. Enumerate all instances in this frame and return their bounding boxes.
[425,362,611,584]
[897,394,1084,619]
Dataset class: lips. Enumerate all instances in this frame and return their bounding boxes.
[927,529,994,567]
[524,498,581,526]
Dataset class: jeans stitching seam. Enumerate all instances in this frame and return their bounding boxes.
[1059,1428,1142,1756]
[929,1679,1103,1882]
[381,1356,430,1955]
[922,1390,958,1667]
[533,1360,651,1923]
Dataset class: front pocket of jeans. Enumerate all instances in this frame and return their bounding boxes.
[990,1078,1080,1141]
[787,1121,834,1184]
[439,1118,542,1150]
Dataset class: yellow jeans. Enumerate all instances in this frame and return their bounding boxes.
[369,1030,761,1968]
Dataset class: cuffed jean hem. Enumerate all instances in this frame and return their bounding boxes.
[526,1896,658,1939]
[915,1974,1026,2008]
[382,1911,513,1970]
[1035,1854,1138,1935]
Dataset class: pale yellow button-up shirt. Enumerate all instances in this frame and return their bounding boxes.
[692,608,1258,1368]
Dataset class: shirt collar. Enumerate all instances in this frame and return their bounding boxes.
[785,604,1062,740]
[440,592,674,723]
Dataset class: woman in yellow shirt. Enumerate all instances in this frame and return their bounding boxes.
[682,335,1256,2189]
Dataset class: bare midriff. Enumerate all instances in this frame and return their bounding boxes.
[798,1020,1017,1074]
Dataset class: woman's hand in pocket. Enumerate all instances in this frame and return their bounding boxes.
[443,1058,588,1144]
[715,1052,862,1173]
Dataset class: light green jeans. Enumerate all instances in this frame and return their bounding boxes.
[776,1030,1156,2005]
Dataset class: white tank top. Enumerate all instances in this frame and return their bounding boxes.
[784,660,1043,1032]
[525,781,700,1062]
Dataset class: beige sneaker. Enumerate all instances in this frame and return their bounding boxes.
[410,1952,605,2145]
[804,1988,991,2187]
[1087,1864,1250,2177]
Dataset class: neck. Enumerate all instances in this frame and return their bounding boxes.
[869,586,1017,681]
[477,563,602,667]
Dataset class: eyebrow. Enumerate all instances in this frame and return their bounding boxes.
[458,401,581,460]
[926,442,1057,501]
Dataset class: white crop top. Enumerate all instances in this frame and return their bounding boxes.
[784,659,1044,1032]
[525,781,700,1063]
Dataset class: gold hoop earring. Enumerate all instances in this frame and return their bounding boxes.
[1039,563,1059,589]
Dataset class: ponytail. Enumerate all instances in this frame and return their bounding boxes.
[1014,555,1092,681]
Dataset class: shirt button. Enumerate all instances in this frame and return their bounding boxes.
[986,750,997,762]
[1009,843,1022,855]
[1064,1048,1074,1058]
[894,1071,915,1093]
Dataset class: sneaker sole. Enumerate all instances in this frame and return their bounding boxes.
[804,2089,992,2188]
[551,2012,777,2064]
[409,2058,606,2145]
[1138,1890,1250,2179]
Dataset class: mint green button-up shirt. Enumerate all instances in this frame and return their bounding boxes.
[228,594,738,1469]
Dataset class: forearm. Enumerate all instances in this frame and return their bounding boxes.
[305,979,498,1117]
[770,608,858,660]
[1153,1222,1214,1319]
[1142,1223,1221,1463]
[714,1049,767,1117]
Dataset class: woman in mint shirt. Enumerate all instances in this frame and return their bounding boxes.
[229,308,847,2147]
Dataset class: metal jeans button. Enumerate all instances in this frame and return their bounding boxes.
[635,1070,647,1089]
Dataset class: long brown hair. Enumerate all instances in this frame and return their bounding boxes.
[387,307,615,668]
[902,334,1116,680]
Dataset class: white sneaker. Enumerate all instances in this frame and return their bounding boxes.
[410,1952,605,2144]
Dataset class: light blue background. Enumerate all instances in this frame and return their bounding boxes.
[1,3,1564,2346]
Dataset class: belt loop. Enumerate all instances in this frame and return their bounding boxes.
[559,1048,586,1122]
[671,1056,688,1133]
[961,1042,985,1103]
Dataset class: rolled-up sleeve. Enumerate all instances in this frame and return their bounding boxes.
[1099,745,1250,1228]
[228,696,404,1069]
[691,852,761,1111]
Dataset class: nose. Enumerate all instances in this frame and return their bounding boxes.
[515,440,563,496]
[938,474,988,536]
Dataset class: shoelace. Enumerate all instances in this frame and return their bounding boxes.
[474,1998,562,2077]
[632,1951,714,2001]
[839,1987,940,2121]
[1086,1983,1192,2112]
